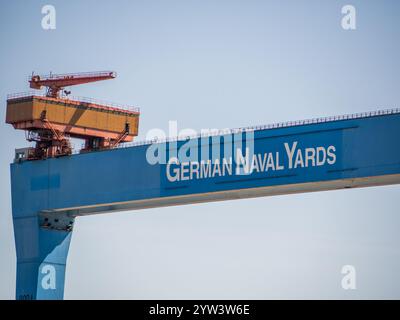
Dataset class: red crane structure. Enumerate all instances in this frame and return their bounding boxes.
[6,71,140,161]
[29,71,117,98]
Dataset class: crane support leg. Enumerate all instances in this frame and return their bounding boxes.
[13,213,73,300]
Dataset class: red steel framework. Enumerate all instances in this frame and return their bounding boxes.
[29,71,117,98]
[7,71,140,160]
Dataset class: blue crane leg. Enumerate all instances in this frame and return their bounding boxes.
[13,214,73,300]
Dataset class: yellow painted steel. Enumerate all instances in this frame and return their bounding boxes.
[6,96,139,135]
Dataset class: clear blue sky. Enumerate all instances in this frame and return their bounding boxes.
[1,0,400,299]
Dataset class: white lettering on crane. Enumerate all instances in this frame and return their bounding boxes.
[166,142,337,182]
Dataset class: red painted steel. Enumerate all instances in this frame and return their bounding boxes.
[29,71,116,98]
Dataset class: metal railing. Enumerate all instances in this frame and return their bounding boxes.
[6,91,140,113]
[115,107,400,150]
[27,71,116,81]
[7,91,39,100]
[70,96,139,113]
[68,107,399,155]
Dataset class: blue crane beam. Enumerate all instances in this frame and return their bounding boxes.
[10,109,400,299]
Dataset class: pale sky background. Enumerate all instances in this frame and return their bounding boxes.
[1,0,400,299]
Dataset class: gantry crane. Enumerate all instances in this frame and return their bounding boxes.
[6,71,140,160]
[5,71,400,300]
